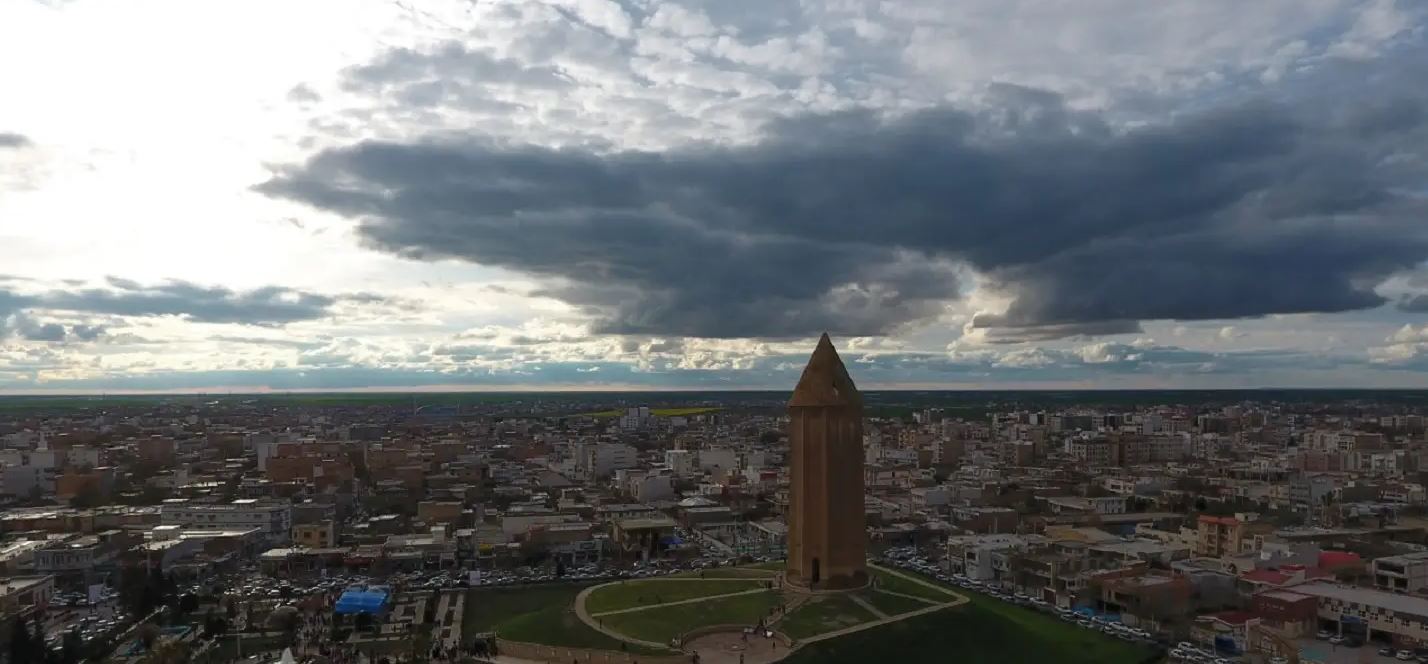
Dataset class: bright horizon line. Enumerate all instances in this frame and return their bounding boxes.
[1,384,1425,397]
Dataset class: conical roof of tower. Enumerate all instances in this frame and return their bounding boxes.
[789,333,862,408]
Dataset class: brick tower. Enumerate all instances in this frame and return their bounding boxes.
[785,333,867,590]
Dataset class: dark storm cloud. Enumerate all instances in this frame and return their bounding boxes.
[0,311,105,344]
[259,89,1428,339]
[0,132,31,149]
[0,280,387,327]
[1401,295,1428,313]
[37,281,339,325]
[975,320,1144,345]
[14,317,66,342]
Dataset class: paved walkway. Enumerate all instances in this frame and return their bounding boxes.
[848,593,888,619]
[871,588,940,605]
[590,588,771,617]
[432,588,465,656]
[682,631,786,664]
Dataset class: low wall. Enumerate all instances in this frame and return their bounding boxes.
[493,638,693,664]
[678,624,793,649]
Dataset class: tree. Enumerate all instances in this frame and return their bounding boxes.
[354,612,374,632]
[138,637,189,664]
[201,616,228,638]
[69,484,104,509]
[25,485,46,505]
[9,617,36,664]
[137,623,160,652]
[267,607,301,648]
[176,593,199,617]
[58,628,82,664]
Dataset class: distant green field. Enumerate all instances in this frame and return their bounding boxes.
[600,590,782,644]
[462,585,672,655]
[580,407,722,418]
[778,593,877,639]
[585,579,763,614]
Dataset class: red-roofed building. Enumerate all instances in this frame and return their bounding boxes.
[1238,565,1334,596]
[1318,551,1361,570]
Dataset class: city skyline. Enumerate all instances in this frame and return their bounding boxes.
[3,0,1428,392]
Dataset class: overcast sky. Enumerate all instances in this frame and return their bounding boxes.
[2,0,1427,393]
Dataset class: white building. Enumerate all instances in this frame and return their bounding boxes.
[578,443,638,479]
[159,499,292,543]
[629,474,674,503]
[0,465,55,497]
[65,447,101,468]
[1373,552,1428,594]
[1291,582,1428,644]
[944,534,1043,582]
[698,447,738,473]
[664,449,696,477]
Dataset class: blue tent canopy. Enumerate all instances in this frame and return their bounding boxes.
[334,587,390,615]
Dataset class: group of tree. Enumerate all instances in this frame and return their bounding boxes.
[7,616,81,664]
[118,562,176,619]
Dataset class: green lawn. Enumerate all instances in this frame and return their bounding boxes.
[778,594,878,639]
[869,568,957,602]
[784,572,1160,664]
[748,561,786,571]
[585,579,766,614]
[674,567,780,579]
[861,590,935,617]
[600,590,783,644]
[462,585,672,655]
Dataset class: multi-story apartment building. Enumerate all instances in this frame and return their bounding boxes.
[292,522,337,548]
[576,443,638,479]
[160,499,292,544]
[1069,439,1116,466]
[945,534,1045,583]
[32,531,124,586]
[1195,514,1271,558]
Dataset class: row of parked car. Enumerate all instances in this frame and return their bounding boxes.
[50,587,116,607]
[1312,629,1428,662]
[46,610,134,657]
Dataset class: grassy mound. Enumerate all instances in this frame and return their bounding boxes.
[585,579,767,614]
[462,585,672,655]
[778,594,878,639]
[599,590,783,644]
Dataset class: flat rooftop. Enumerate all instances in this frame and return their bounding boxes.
[1292,582,1428,617]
